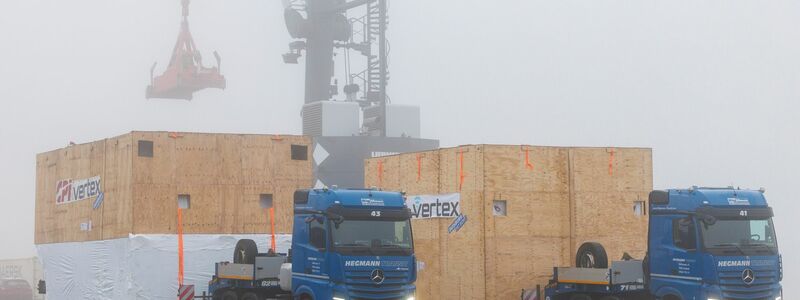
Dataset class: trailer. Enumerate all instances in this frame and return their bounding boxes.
[540,261,648,300]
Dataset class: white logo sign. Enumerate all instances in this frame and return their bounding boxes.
[408,193,461,219]
[56,176,102,205]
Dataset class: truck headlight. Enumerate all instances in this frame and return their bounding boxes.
[333,297,346,300]
[333,293,347,300]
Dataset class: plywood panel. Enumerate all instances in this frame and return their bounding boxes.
[34,138,118,244]
[482,146,569,193]
[101,136,133,240]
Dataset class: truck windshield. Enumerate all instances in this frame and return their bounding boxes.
[701,218,778,255]
[331,219,413,255]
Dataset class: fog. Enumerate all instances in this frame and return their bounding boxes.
[1,0,798,295]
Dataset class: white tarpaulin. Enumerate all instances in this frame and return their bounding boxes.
[37,234,291,300]
[407,193,461,219]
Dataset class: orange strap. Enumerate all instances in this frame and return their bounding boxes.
[269,207,277,253]
[525,148,534,170]
[177,208,184,286]
[458,150,465,191]
[608,148,615,176]
[377,161,384,187]
[416,154,422,182]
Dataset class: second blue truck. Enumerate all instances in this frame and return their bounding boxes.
[535,187,783,300]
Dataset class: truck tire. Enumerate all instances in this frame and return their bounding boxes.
[221,290,238,300]
[234,239,258,264]
[241,292,259,300]
[576,242,608,269]
[569,294,591,300]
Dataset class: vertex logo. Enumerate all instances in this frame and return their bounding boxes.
[345,261,381,267]
[718,260,751,267]
[411,197,460,218]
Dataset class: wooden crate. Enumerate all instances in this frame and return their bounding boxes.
[35,132,313,244]
[365,145,652,300]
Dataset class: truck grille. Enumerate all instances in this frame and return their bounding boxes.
[344,269,409,299]
[718,268,778,300]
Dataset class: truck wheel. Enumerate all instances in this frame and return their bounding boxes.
[576,242,608,268]
[241,292,259,300]
[234,239,259,264]
[221,290,238,300]
[569,294,591,300]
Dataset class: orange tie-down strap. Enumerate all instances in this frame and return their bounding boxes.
[270,207,277,253]
[608,148,615,176]
[177,208,184,286]
[524,147,534,170]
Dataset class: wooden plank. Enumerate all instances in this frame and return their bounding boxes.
[100,135,133,240]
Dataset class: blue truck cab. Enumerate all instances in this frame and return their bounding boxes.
[291,188,417,300]
[647,187,782,300]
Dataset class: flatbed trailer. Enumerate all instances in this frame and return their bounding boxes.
[536,261,649,300]
[207,251,293,300]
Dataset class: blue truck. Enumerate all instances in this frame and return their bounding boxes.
[529,187,783,300]
[207,188,417,300]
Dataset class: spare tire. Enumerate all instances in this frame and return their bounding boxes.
[576,242,608,269]
[234,239,259,264]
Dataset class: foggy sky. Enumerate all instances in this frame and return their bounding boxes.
[1,0,798,294]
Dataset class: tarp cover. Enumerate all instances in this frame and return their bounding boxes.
[37,234,291,299]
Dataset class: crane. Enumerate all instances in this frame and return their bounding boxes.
[146,0,226,101]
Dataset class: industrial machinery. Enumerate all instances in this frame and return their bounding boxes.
[282,0,439,188]
[146,0,226,100]
[208,188,417,300]
[523,187,783,300]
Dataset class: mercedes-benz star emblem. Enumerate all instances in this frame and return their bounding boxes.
[742,269,755,285]
[370,269,385,284]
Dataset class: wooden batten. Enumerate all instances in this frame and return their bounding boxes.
[365,145,652,300]
[34,132,313,244]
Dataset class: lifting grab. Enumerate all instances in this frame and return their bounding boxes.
[146,0,226,101]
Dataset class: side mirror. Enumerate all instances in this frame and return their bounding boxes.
[37,280,46,294]
[700,214,717,226]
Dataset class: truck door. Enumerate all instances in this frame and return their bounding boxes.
[648,215,702,299]
[304,219,328,277]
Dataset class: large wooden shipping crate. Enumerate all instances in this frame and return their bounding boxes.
[364,145,652,300]
[35,131,313,244]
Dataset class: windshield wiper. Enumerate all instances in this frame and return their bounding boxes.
[377,244,411,255]
[746,243,775,254]
[336,243,374,254]
[713,243,746,255]
[338,243,369,247]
